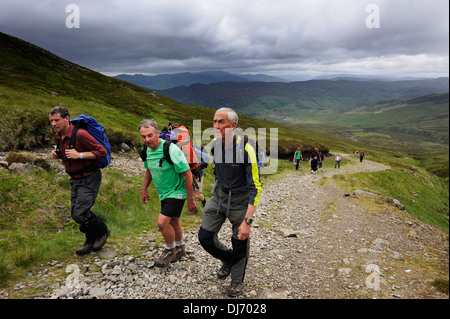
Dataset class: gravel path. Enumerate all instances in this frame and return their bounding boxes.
[2,152,448,300]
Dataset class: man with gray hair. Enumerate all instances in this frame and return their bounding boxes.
[139,119,197,267]
[198,107,262,297]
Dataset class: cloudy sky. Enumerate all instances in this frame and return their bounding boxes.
[0,0,448,79]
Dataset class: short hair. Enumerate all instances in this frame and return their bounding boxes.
[139,119,159,133]
[216,107,238,126]
[48,106,70,118]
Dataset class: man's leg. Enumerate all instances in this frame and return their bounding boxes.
[157,214,176,244]
[155,199,185,267]
[70,171,108,255]
[198,193,230,261]
[226,191,251,297]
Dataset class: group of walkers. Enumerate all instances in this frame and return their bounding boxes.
[292,148,366,172]
[292,146,324,174]
[48,106,261,298]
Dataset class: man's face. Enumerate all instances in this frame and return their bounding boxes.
[140,125,160,151]
[213,111,236,142]
[49,113,70,135]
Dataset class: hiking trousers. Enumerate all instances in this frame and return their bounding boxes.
[69,170,107,242]
[199,187,251,283]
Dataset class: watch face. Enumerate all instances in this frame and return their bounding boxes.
[246,218,254,224]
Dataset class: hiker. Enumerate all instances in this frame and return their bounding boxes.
[319,151,324,168]
[139,119,197,267]
[309,148,320,174]
[335,153,342,168]
[293,147,303,171]
[198,107,262,297]
[359,150,365,163]
[48,106,110,255]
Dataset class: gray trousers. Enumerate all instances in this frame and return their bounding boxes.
[69,170,107,242]
[199,187,251,283]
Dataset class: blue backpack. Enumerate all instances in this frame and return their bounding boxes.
[69,114,112,169]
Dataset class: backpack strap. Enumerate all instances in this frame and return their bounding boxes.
[65,123,98,178]
[69,122,80,150]
[139,145,148,162]
[159,140,174,167]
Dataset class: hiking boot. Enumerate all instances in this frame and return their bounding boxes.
[217,262,232,280]
[76,242,94,255]
[93,228,110,251]
[227,281,243,297]
[172,244,186,263]
[154,247,176,268]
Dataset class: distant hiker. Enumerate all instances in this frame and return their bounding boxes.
[293,147,303,171]
[359,150,365,163]
[139,120,197,267]
[310,148,320,174]
[335,153,342,168]
[198,107,262,297]
[319,152,324,168]
[48,106,110,255]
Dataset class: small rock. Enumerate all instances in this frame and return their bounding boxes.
[89,287,106,298]
[100,250,118,259]
[257,288,287,299]
[279,228,297,238]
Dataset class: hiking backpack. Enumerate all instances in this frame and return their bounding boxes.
[311,152,320,165]
[69,114,112,169]
[139,123,204,182]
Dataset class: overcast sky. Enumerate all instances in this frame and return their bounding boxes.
[0,0,448,79]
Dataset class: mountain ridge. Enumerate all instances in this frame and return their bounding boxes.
[114,71,286,90]
[158,77,449,117]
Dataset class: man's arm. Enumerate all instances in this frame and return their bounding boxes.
[182,170,197,214]
[238,204,256,240]
[238,142,262,240]
[141,168,153,204]
[66,129,107,161]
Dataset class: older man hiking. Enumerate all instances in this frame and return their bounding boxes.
[198,107,262,297]
[139,119,197,267]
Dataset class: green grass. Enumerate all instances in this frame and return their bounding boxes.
[333,166,449,234]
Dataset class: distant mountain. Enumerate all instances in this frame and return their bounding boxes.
[159,78,449,119]
[114,71,286,90]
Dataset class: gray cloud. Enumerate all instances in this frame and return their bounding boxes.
[0,0,448,78]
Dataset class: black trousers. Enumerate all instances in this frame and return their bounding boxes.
[69,170,107,242]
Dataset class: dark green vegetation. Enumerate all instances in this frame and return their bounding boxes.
[0,32,448,291]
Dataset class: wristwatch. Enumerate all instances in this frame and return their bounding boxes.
[245,217,254,225]
[79,152,84,159]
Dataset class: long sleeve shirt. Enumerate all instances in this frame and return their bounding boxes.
[56,124,107,178]
[211,135,262,207]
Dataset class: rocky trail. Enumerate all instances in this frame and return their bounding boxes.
[1,152,448,300]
